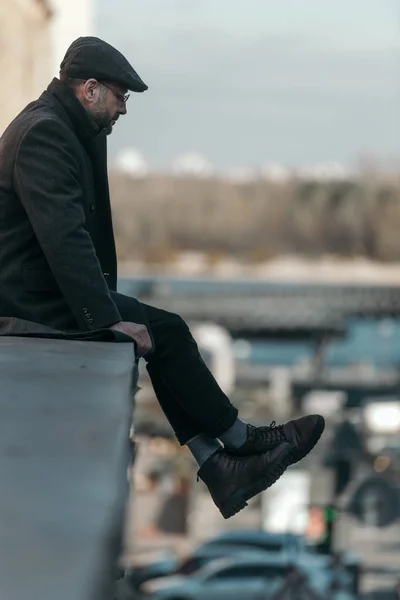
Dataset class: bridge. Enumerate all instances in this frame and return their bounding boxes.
[127,281,400,335]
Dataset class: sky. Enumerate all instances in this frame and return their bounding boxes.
[97,0,400,170]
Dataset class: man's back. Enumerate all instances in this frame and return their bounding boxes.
[0,80,121,333]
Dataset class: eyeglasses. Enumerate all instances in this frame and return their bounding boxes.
[99,81,130,106]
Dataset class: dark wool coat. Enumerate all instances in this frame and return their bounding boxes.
[0,78,148,335]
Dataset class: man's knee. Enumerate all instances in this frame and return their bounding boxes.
[141,303,195,355]
[149,310,195,358]
[162,311,191,335]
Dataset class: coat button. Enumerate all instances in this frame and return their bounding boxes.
[88,318,94,324]
[90,204,95,212]
[83,308,88,313]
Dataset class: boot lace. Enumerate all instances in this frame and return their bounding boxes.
[250,421,286,451]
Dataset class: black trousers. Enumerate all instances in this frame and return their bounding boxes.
[113,293,238,444]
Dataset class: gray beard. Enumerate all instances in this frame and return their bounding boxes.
[89,109,114,135]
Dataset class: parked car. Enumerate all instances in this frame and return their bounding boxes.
[128,529,358,595]
[198,529,307,555]
[141,552,356,600]
[128,543,283,592]
[127,555,179,591]
[127,530,303,591]
[200,528,360,594]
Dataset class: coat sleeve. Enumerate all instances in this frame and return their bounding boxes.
[14,118,122,331]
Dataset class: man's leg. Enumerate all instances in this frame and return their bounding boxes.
[144,302,241,467]
[142,302,239,441]
[141,302,324,462]
[112,292,226,463]
[146,344,296,521]
[112,294,324,518]
[146,362,201,444]
[112,294,324,462]
[147,363,224,466]
[148,344,248,462]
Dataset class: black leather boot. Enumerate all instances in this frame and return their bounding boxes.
[227,414,325,464]
[197,442,295,519]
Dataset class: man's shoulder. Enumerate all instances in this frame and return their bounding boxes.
[17,105,71,139]
[1,97,72,148]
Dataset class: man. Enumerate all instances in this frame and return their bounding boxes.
[0,37,324,519]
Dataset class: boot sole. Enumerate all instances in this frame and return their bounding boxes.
[219,445,295,519]
[292,418,325,465]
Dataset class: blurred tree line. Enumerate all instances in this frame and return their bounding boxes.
[109,172,400,264]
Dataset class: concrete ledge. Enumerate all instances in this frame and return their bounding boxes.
[0,337,136,600]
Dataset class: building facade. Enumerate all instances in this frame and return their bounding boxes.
[0,0,53,134]
[0,0,94,135]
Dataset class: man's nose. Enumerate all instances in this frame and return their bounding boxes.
[119,103,127,116]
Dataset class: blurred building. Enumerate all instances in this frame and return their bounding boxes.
[114,148,149,177]
[50,0,94,76]
[172,153,213,178]
[0,0,94,136]
[0,0,53,134]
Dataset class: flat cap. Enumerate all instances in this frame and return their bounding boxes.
[60,36,148,92]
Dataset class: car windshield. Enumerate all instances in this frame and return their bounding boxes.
[209,563,290,580]
[211,540,284,552]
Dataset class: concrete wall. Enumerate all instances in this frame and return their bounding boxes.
[0,0,53,134]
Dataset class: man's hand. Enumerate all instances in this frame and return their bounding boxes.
[109,321,152,356]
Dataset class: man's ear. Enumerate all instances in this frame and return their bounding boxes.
[82,79,100,103]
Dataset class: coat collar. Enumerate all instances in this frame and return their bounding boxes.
[44,78,102,141]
